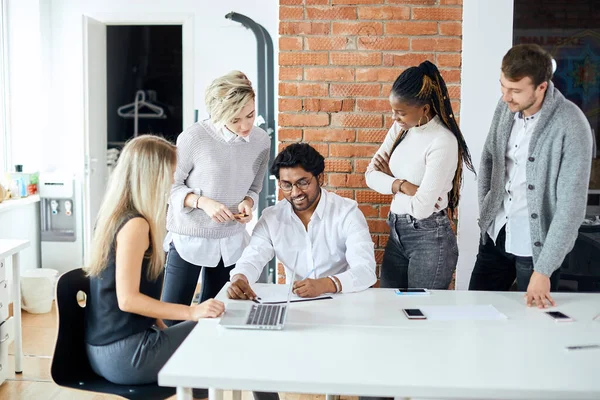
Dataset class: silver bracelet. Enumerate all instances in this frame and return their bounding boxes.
[328,276,340,293]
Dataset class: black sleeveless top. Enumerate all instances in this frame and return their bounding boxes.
[85,214,164,346]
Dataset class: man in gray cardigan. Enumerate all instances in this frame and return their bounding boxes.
[470,44,593,308]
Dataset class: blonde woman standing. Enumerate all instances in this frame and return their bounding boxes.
[163,71,271,323]
[84,135,224,389]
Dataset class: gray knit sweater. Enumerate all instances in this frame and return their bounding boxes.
[166,120,271,239]
[478,81,593,276]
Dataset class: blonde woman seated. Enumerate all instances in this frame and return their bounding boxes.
[84,135,224,397]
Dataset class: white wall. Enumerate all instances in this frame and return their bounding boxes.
[456,0,514,289]
[6,0,45,173]
[44,0,278,173]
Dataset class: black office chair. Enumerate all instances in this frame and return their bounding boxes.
[51,268,175,400]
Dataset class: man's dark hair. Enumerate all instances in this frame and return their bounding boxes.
[501,44,553,87]
[270,143,325,179]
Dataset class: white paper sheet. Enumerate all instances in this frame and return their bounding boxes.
[419,305,508,321]
[252,284,332,304]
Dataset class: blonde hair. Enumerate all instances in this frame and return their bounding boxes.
[85,135,176,281]
[205,70,255,127]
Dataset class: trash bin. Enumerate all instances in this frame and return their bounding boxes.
[20,268,59,314]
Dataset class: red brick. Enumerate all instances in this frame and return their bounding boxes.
[280,37,303,51]
[440,0,463,4]
[357,128,388,143]
[357,6,410,20]
[371,234,379,247]
[301,83,329,96]
[385,21,438,35]
[367,219,389,233]
[331,189,355,199]
[306,0,329,4]
[439,21,462,36]
[329,173,366,188]
[355,99,389,112]
[357,36,409,51]
[437,53,462,68]
[280,6,304,20]
[447,85,461,99]
[280,22,330,35]
[278,128,303,141]
[381,84,393,96]
[279,52,329,66]
[356,68,400,82]
[411,38,461,52]
[279,98,303,111]
[330,83,380,97]
[379,234,389,248]
[280,67,303,81]
[440,69,461,83]
[332,0,384,4]
[306,6,357,20]
[304,98,355,112]
[356,190,392,203]
[331,113,383,128]
[331,52,382,66]
[325,159,353,173]
[280,0,303,4]
[375,249,385,264]
[359,205,380,218]
[451,100,460,115]
[355,159,372,173]
[384,115,394,127]
[382,53,434,66]
[303,99,320,112]
[379,205,391,218]
[279,113,329,127]
[412,7,463,21]
[389,0,436,3]
[305,67,355,82]
[330,143,380,157]
[332,22,383,35]
[304,129,356,142]
[305,37,350,51]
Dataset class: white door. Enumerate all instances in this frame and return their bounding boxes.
[82,16,107,261]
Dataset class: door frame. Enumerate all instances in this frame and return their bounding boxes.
[82,12,195,258]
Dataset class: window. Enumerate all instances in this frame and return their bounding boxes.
[0,0,9,176]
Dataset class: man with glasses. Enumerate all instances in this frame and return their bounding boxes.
[227,143,377,300]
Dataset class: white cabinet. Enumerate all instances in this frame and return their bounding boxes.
[0,259,13,385]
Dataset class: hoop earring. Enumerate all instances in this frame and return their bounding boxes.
[417,114,430,127]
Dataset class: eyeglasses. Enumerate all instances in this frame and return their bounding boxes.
[278,176,314,192]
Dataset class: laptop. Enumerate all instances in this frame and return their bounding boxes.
[219,254,298,330]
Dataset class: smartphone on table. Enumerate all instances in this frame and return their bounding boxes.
[395,288,430,295]
[403,308,427,320]
[545,311,574,322]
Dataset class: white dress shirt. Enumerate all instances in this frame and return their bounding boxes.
[229,189,377,293]
[365,115,458,220]
[163,127,251,267]
[488,111,539,256]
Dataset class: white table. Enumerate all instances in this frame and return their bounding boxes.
[159,285,600,400]
[0,239,29,374]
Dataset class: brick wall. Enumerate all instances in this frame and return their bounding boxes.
[277,0,463,283]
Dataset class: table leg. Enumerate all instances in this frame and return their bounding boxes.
[232,390,242,400]
[177,387,193,400]
[209,388,224,400]
[12,253,23,374]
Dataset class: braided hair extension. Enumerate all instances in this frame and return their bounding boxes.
[390,61,475,213]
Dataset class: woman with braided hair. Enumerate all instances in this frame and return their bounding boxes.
[365,60,475,290]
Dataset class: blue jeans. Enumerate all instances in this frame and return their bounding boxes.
[380,210,458,289]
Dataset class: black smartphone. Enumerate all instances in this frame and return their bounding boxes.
[395,288,429,295]
[403,308,427,320]
[545,311,574,322]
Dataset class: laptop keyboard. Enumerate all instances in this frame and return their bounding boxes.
[247,304,282,326]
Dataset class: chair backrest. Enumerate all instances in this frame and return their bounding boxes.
[51,268,97,385]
